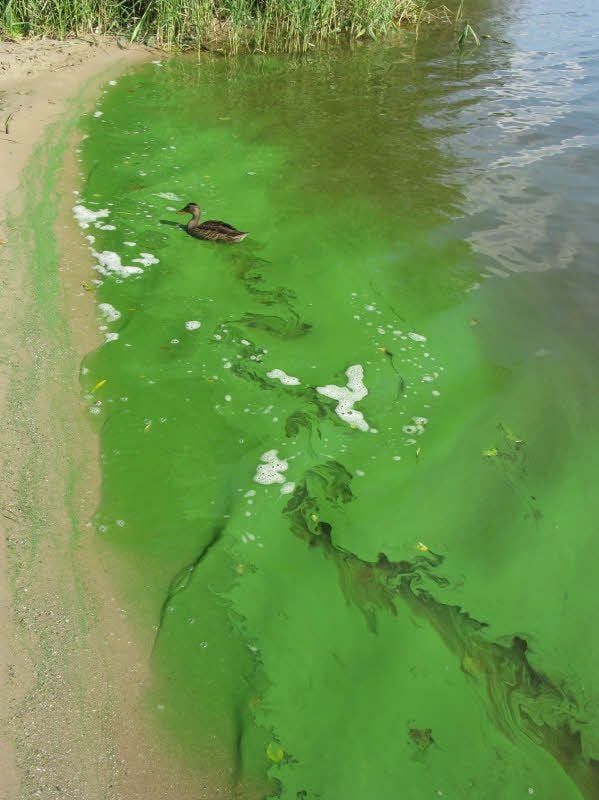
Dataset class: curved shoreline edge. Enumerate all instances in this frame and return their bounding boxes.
[0,40,218,800]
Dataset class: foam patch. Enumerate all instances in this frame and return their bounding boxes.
[91,249,144,278]
[132,252,160,266]
[254,450,289,485]
[73,204,110,230]
[317,364,370,432]
[267,368,301,386]
[98,303,121,323]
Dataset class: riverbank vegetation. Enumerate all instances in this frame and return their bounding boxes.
[1,0,453,52]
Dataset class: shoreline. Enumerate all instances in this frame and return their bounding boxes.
[0,38,220,799]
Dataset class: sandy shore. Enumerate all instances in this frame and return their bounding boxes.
[0,38,223,800]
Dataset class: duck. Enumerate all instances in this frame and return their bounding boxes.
[177,202,248,243]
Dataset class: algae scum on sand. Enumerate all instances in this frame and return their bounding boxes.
[74,26,599,800]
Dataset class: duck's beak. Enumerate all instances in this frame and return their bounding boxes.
[177,209,187,215]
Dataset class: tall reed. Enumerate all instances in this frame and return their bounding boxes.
[0,0,450,52]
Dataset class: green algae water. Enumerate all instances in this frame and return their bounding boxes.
[74,1,599,796]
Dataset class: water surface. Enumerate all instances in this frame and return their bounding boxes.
[76,1,599,796]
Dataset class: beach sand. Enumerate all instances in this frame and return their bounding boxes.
[0,38,226,800]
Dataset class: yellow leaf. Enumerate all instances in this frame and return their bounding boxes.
[266,742,284,763]
[92,379,107,392]
[144,421,152,434]
[416,542,429,552]
[482,448,498,458]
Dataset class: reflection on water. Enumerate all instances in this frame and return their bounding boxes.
[452,0,599,276]
[77,0,599,796]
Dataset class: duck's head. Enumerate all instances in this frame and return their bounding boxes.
[177,202,200,215]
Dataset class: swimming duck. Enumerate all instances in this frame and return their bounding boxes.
[177,202,248,243]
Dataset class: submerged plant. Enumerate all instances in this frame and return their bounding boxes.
[456,19,480,50]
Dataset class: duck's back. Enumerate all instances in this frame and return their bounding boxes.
[189,219,248,242]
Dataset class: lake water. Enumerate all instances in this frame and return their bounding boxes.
[75,0,599,796]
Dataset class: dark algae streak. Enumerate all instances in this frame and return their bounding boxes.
[76,1,599,796]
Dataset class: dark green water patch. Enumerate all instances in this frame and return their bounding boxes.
[76,15,599,798]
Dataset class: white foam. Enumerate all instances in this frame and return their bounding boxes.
[185,320,201,331]
[123,241,136,247]
[280,482,295,495]
[254,450,289,485]
[408,332,427,343]
[402,416,428,436]
[93,110,103,118]
[317,364,370,432]
[108,80,117,86]
[267,368,301,386]
[98,303,121,323]
[92,249,143,278]
[132,252,159,266]
[154,192,182,201]
[104,332,119,343]
[73,204,110,230]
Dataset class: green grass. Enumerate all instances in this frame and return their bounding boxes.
[0,0,452,53]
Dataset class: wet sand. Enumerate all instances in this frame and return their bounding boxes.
[0,38,225,800]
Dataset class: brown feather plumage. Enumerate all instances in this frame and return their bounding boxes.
[177,202,248,243]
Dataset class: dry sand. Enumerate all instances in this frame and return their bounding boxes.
[0,38,227,800]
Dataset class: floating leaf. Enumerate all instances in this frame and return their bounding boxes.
[92,379,107,392]
[416,542,429,552]
[144,421,152,434]
[266,742,284,763]
[482,448,498,458]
